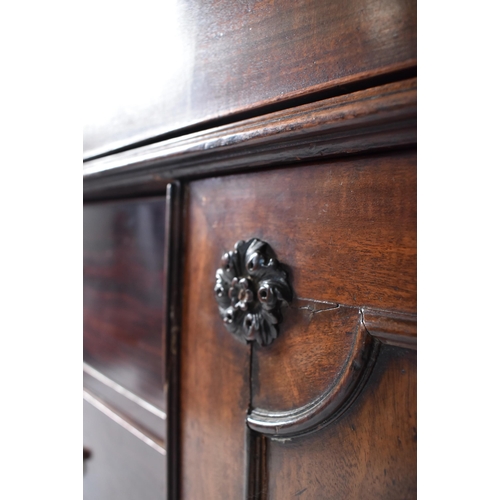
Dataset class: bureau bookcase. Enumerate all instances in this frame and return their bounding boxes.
[83,1,416,498]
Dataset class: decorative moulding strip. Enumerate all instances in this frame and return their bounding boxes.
[83,78,416,199]
[247,305,416,437]
[247,309,378,437]
[83,62,416,162]
[362,308,417,350]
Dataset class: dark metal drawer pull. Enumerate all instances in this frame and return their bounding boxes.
[214,238,292,346]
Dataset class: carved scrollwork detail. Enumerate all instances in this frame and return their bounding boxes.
[214,238,293,346]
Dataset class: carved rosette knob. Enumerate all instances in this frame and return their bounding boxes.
[214,238,293,346]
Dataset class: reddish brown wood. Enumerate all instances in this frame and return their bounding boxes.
[246,431,268,500]
[264,346,417,499]
[252,302,360,413]
[179,189,251,498]
[363,307,417,349]
[83,396,166,500]
[249,303,378,436]
[83,197,166,410]
[83,78,416,200]
[83,0,416,159]
[188,150,416,314]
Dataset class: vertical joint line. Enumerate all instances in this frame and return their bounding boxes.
[164,181,184,500]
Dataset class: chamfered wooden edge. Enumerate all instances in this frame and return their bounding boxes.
[246,307,416,437]
[163,182,185,500]
[83,78,416,200]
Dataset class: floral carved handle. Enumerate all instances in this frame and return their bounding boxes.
[214,238,293,346]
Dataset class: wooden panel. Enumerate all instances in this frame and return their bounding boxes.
[83,0,416,159]
[188,150,416,314]
[83,197,166,410]
[265,346,417,499]
[250,302,417,435]
[83,395,166,500]
[249,302,377,436]
[179,186,251,499]
[252,301,363,411]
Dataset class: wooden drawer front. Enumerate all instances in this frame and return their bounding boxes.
[188,150,416,314]
[83,395,166,500]
[83,197,166,411]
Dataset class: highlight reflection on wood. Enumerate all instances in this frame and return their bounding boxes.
[83,197,166,410]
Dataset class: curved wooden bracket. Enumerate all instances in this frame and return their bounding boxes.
[247,306,416,437]
[247,310,378,437]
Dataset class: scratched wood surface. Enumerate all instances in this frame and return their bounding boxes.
[187,150,416,314]
[252,302,362,412]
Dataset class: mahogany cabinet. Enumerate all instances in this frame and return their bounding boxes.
[83,1,416,498]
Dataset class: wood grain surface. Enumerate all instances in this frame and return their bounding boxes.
[83,0,416,159]
[252,303,362,413]
[83,197,166,410]
[265,345,416,499]
[188,150,416,314]
[249,302,379,437]
[179,190,251,498]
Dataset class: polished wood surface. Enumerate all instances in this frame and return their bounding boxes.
[83,395,166,500]
[83,3,417,493]
[188,150,416,313]
[163,183,184,499]
[363,307,417,349]
[264,346,416,499]
[249,303,377,437]
[179,150,416,496]
[83,0,416,159]
[251,302,368,417]
[179,190,252,499]
[83,197,166,410]
[83,78,416,200]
